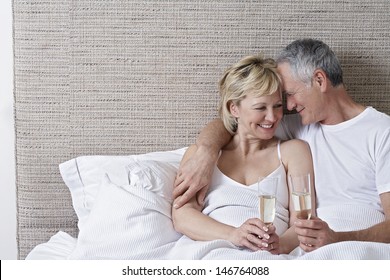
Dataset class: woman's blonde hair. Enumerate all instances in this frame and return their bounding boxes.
[218,55,282,134]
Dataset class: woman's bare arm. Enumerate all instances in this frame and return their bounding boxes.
[279,139,316,253]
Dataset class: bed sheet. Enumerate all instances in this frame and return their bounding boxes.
[26,231,77,260]
[26,231,390,260]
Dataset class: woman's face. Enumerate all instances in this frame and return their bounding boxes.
[231,90,283,140]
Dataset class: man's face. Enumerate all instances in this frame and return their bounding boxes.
[277,62,324,125]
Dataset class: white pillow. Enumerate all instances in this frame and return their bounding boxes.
[127,159,178,203]
[68,162,182,259]
[59,148,186,230]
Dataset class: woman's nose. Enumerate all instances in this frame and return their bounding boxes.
[265,108,276,122]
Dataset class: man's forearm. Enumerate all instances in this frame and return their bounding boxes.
[196,118,232,152]
[338,220,390,243]
[172,119,232,208]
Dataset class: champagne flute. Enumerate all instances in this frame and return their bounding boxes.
[289,173,312,220]
[257,176,278,226]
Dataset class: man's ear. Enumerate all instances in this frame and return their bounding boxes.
[313,69,328,91]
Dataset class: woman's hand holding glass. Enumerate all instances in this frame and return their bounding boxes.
[229,218,279,253]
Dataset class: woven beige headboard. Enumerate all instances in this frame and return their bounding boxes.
[13,0,390,259]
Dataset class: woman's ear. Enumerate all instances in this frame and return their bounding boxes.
[229,101,239,118]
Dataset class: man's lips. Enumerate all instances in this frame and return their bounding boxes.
[296,107,305,114]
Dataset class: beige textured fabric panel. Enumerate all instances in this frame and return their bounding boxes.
[13,0,390,259]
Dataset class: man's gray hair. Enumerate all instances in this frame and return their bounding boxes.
[276,38,343,87]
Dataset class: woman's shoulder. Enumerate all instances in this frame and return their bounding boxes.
[280,138,309,147]
[279,138,311,156]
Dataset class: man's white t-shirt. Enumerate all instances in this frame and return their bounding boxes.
[277,107,390,214]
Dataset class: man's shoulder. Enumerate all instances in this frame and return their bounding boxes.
[366,106,390,118]
[364,107,390,127]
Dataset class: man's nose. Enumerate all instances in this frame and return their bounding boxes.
[286,97,296,111]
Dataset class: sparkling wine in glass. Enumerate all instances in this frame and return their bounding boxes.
[258,177,278,226]
[289,173,312,220]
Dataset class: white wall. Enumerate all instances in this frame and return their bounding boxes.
[0,0,17,259]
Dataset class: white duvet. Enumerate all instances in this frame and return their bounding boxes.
[26,149,390,260]
[27,184,390,260]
